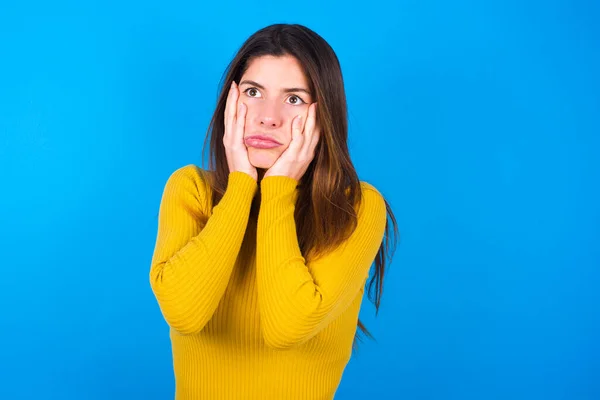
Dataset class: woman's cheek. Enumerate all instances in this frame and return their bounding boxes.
[242,101,258,129]
[284,107,308,131]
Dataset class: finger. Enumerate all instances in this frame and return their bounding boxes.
[290,114,304,151]
[224,81,238,138]
[309,125,321,154]
[235,101,247,146]
[300,106,309,133]
[302,103,317,151]
[310,103,320,150]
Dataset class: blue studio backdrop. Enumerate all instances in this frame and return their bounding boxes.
[1,1,598,399]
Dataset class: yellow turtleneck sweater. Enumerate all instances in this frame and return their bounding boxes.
[149,164,387,400]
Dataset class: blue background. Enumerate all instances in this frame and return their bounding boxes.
[1,1,598,399]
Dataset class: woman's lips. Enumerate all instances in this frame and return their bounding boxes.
[244,135,282,149]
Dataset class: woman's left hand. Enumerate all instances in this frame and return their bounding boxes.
[264,102,320,181]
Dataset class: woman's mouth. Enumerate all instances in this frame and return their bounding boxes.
[244,135,282,149]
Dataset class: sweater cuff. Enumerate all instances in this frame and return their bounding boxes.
[260,175,300,205]
[224,171,259,203]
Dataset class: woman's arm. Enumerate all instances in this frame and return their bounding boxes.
[256,175,387,349]
[150,165,257,335]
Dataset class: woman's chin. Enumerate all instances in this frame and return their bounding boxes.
[248,148,278,169]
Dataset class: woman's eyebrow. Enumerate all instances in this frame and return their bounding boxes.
[283,87,312,96]
[239,79,312,96]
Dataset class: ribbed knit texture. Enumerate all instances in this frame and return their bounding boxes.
[150,164,388,400]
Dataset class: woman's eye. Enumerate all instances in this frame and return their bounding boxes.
[287,95,306,105]
[244,88,261,97]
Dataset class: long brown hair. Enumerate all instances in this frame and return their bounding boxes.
[201,24,399,348]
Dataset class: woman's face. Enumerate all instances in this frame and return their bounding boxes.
[238,55,313,170]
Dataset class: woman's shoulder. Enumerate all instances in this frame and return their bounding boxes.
[357,179,386,204]
[356,180,387,216]
[169,163,213,185]
[359,180,381,195]
[342,178,383,199]
[164,164,214,208]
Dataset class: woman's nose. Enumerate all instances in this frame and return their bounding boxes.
[257,103,283,128]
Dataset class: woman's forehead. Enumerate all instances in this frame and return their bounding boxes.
[242,55,309,90]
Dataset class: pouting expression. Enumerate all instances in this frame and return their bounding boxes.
[239,55,313,169]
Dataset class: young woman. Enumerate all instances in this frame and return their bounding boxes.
[150,23,398,400]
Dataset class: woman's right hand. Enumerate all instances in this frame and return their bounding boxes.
[223,81,258,182]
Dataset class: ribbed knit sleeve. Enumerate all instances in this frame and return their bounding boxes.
[150,165,258,335]
[256,175,387,349]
